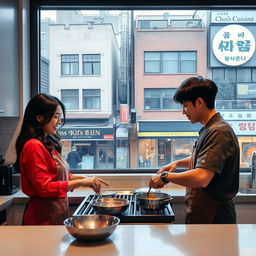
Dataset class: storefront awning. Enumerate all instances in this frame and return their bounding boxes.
[138,121,201,138]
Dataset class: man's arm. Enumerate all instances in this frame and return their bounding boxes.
[157,156,191,174]
[150,167,215,189]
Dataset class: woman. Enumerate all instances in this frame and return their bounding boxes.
[15,93,109,225]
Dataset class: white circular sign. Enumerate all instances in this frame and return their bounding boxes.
[212,24,255,66]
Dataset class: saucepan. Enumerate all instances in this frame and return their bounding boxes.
[92,198,129,215]
[136,191,172,210]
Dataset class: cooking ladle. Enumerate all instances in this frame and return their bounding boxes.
[147,187,152,197]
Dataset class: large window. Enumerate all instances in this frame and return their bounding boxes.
[61,54,79,75]
[34,5,256,172]
[144,88,181,110]
[144,51,197,74]
[83,54,101,75]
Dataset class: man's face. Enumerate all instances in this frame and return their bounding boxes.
[181,100,201,123]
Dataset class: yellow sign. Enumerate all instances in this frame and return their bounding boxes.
[138,132,198,137]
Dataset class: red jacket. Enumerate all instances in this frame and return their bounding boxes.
[20,139,69,198]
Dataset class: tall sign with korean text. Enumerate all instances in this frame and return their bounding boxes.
[212,24,255,66]
[120,104,129,124]
[209,11,256,67]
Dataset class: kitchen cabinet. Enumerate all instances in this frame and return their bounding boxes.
[0,0,19,117]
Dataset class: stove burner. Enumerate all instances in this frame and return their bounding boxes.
[73,193,175,223]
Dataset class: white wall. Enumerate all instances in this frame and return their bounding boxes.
[49,23,119,114]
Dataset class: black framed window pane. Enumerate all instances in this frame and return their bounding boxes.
[83,54,101,75]
[61,89,79,110]
[84,63,92,75]
[237,68,251,82]
[93,62,100,75]
[61,54,79,75]
[213,68,225,81]
[180,52,196,73]
[83,89,101,109]
[163,52,178,73]
[145,52,161,73]
[225,69,236,82]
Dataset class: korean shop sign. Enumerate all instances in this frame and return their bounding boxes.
[227,121,256,135]
[211,11,256,24]
[212,24,255,66]
[58,127,114,140]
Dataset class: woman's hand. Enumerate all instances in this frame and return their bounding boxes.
[80,176,109,193]
[68,176,109,193]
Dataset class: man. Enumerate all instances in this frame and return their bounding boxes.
[149,76,240,224]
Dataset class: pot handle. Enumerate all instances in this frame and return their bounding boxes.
[160,197,173,204]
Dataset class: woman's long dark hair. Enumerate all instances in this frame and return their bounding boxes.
[15,93,66,170]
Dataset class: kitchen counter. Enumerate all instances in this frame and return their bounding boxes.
[0,224,256,256]
[1,184,256,208]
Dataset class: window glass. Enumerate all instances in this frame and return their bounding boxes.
[61,89,79,110]
[61,54,79,75]
[145,51,196,74]
[213,68,224,81]
[237,68,251,82]
[252,68,256,82]
[180,52,197,73]
[144,52,161,73]
[225,69,236,82]
[38,7,256,171]
[83,54,101,75]
[144,88,180,110]
[82,89,101,109]
[162,52,178,73]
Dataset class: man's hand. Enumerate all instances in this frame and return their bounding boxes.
[149,173,165,189]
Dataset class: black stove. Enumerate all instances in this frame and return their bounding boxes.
[73,192,175,223]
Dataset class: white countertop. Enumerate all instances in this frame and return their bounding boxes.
[0,224,256,256]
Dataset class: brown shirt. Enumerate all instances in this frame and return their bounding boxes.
[191,112,240,201]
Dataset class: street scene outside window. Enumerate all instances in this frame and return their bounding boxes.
[40,9,256,171]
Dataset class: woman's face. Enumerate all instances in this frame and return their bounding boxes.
[42,105,63,136]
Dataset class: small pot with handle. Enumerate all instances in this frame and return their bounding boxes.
[136,192,172,210]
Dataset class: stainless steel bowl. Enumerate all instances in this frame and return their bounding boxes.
[92,198,129,215]
[64,215,120,242]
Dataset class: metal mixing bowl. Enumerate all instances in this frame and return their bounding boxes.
[92,198,129,215]
[64,214,120,242]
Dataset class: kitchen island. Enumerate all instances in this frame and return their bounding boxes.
[0,224,256,256]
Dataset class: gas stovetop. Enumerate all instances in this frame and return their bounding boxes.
[73,192,175,223]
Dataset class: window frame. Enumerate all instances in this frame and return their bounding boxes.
[144,88,181,110]
[61,54,79,75]
[82,89,101,109]
[144,51,197,74]
[31,0,255,174]
[61,89,79,110]
[82,54,101,76]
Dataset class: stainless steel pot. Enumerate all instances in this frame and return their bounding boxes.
[92,198,129,215]
[136,192,172,210]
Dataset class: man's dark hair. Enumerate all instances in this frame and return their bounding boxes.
[173,76,218,109]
